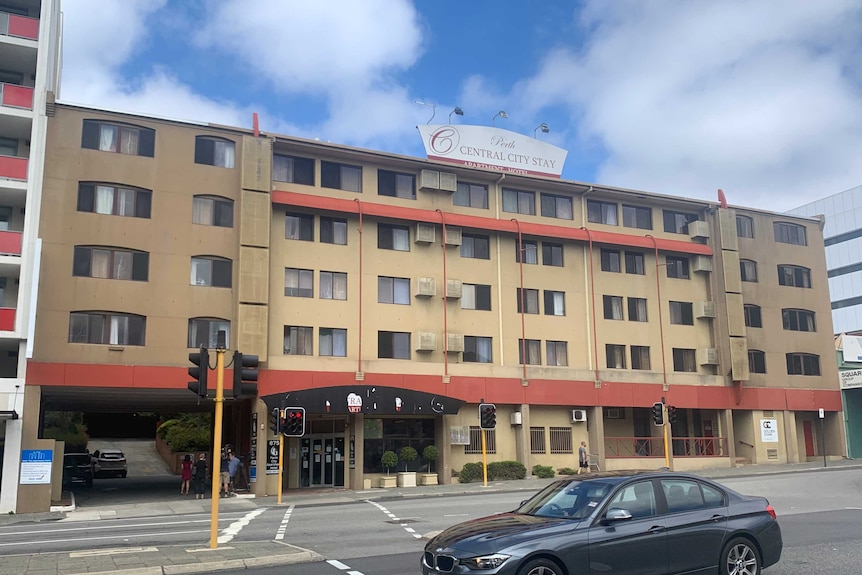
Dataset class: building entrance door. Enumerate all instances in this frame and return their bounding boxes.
[299,435,345,488]
[803,421,816,457]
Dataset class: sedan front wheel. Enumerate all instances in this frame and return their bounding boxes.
[517,558,563,575]
[721,537,761,575]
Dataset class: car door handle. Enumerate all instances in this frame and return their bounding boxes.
[648,525,665,534]
[711,514,724,521]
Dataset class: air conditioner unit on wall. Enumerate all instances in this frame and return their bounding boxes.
[446,279,463,299]
[444,226,463,246]
[439,172,458,192]
[692,255,713,273]
[571,409,587,423]
[416,277,436,297]
[419,170,440,191]
[695,301,716,319]
[698,347,719,365]
[447,333,464,352]
[415,331,437,352]
[688,220,710,240]
[415,222,436,243]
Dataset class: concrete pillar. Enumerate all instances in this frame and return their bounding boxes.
[251,398,268,497]
[515,404,531,473]
[437,415,453,485]
[588,406,605,470]
[720,409,736,464]
[782,410,800,463]
[349,413,365,490]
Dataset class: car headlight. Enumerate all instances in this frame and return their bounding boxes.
[461,553,511,570]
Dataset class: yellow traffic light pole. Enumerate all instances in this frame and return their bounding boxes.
[209,345,226,549]
[662,403,671,470]
[277,431,284,505]
[481,429,488,487]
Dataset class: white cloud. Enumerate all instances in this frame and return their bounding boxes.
[512,0,862,210]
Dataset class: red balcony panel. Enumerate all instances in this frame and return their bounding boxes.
[0,308,15,331]
[0,230,22,255]
[8,15,38,40]
[1,84,33,109]
[0,155,27,180]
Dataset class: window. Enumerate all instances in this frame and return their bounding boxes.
[73,247,149,281]
[0,206,9,231]
[69,312,146,346]
[737,215,754,239]
[606,344,626,369]
[601,249,621,272]
[378,276,410,305]
[778,265,811,288]
[740,259,758,282]
[623,205,652,230]
[461,234,490,259]
[81,120,155,157]
[194,136,235,168]
[541,193,573,219]
[190,256,232,287]
[546,341,568,366]
[378,331,410,359]
[465,426,496,454]
[464,336,493,363]
[631,346,651,370]
[273,154,314,185]
[0,137,17,156]
[462,284,492,311]
[669,301,694,325]
[519,339,541,365]
[516,288,540,314]
[666,256,690,279]
[782,309,816,332]
[284,268,313,297]
[321,161,362,192]
[744,304,762,328]
[378,223,410,251]
[516,239,538,264]
[454,182,488,209]
[320,328,347,357]
[544,290,566,316]
[749,350,766,374]
[661,479,708,514]
[663,210,698,234]
[320,271,347,300]
[192,196,233,227]
[284,326,313,355]
[530,427,546,454]
[549,427,573,454]
[628,297,648,322]
[542,243,563,267]
[502,188,535,215]
[187,318,229,348]
[774,222,807,246]
[587,200,618,225]
[285,213,314,241]
[786,353,820,376]
[378,170,415,199]
[77,183,152,218]
[320,217,347,245]
[603,295,624,320]
[607,481,656,519]
[673,348,697,372]
[0,70,23,85]
[625,252,645,275]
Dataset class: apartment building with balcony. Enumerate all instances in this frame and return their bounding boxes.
[0,0,61,513]
[16,99,844,508]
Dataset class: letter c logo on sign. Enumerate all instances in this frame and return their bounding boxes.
[763,421,772,429]
[430,127,459,155]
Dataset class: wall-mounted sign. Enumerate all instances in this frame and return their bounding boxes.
[20,449,52,484]
[843,335,862,362]
[417,125,568,178]
[839,369,862,389]
[760,419,779,443]
[266,440,279,475]
[267,385,464,416]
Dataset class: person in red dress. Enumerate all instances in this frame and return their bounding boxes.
[181,454,193,495]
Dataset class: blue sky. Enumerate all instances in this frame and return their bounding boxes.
[58,0,862,211]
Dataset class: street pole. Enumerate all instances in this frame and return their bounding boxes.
[819,408,826,468]
[209,341,226,549]
[481,429,488,487]
[277,432,284,505]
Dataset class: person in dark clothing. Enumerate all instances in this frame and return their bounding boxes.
[220,449,231,497]
[194,454,208,499]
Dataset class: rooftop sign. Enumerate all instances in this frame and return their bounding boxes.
[417,124,568,179]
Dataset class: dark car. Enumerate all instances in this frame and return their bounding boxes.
[422,470,781,575]
[63,453,94,488]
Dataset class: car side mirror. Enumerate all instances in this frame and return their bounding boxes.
[603,508,633,523]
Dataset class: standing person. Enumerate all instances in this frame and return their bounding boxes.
[227,451,240,495]
[180,454,193,495]
[220,449,231,497]
[194,454,208,499]
[577,441,589,474]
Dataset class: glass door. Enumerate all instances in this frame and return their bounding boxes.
[298,434,346,488]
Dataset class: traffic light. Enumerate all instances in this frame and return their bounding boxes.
[652,402,664,426]
[188,348,209,398]
[283,407,306,437]
[269,408,282,435]
[479,403,497,430]
[667,405,677,424]
[232,351,259,398]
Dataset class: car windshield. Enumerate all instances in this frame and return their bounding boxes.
[515,479,614,520]
[66,455,90,465]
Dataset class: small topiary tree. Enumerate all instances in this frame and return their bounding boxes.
[399,446,418,472]
[381,451,398,476]
[422,445,439,473]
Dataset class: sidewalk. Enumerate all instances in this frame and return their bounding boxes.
[2,458,859,575]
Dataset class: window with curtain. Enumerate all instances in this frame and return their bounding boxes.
[541,193,573,219]
[378,276,410,304]
[622,205,653,229]
[631,346,651,370]
[73,246,149,281]
[378,331,410,359]
[453,182,488,209]
[546,341,568,366]
[502,188,535,215]
[672,348,697,372]
[78,183,152,218]
[544,290,565,316]
[516,288,540,314]
[516,239,538,264]
[192,196,233,227]
[322,161,362,192]
[628,298,648,322]
[669,301,694,325]
[273,154,315,184]
[187,318,229,348]
[786,353,820,376]
[285,213,314,241]
[461,234,490,259]
[625,252,645,275]
[464,336,492,363]
[774,222,807,246]
[461,284,491,311]
[603,295,624,320]
[601,249,621,272]
[606,344,626,368]
[69,312,146,346]
[378,170,416,199]
[81,120,154,157]
[320,217,348,245]
[782,309,816,332]
[519,339,541,365]
[378,224,410,251]
[320,328,347,357]
[284,268,313,297]
[542,243,563,266]
[749,350,766,373]
[194,136,235,168]
[777,265,811,288]
[320,271,347,300]
[284,326,313,355]
[740,259,758,282]
[190,256,232,288]
[587,200,618,225]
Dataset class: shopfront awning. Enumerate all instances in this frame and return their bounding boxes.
[263,385,464,416]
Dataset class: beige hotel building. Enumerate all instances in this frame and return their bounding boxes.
[13,101,844,506]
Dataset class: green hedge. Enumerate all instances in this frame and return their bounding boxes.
[458,460,527,483]
[531,464,555,479]
[557,467,577,476]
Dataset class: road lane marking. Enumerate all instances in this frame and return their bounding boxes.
[0,529,205,547]
[70,547,158,557]
[365,500,424,539]
[326,558,365,574]
[218,508,266,544]
[1,518,236,536]
[274,505,295,540]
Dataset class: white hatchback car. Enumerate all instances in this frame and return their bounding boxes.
[91,449,128,478]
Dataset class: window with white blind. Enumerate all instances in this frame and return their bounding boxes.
[320,328,347,357]
[285,268,313,297]
[70,312,146,346]
[320,271,347,300]
[519,339,541,365]
[284,325,313,355]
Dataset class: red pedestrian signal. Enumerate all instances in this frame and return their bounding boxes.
[667,405,677,424]
[283,407,306,437]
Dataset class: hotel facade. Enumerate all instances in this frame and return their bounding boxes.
[12,101,845,509]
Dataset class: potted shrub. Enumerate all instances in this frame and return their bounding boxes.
[419,445,439,485]
[397,446,418,487]
[378,451,398,488]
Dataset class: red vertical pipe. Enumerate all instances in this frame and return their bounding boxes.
[645,235,668,387]
[579,227,600,382]
[511,219,528,380]
[252,112,259,137]
[354,199,364,373]
[436,210,449,376]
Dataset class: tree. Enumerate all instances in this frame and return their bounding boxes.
[422,445,439,473]
[399,446,418,472]
[381,451,398,476]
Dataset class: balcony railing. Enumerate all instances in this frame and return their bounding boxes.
[0,230,22,255]
[0,12,39,41]
[0,83,33,110]
[0,154,27,181]
[0,307,14,331]
[605,436,729,458]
